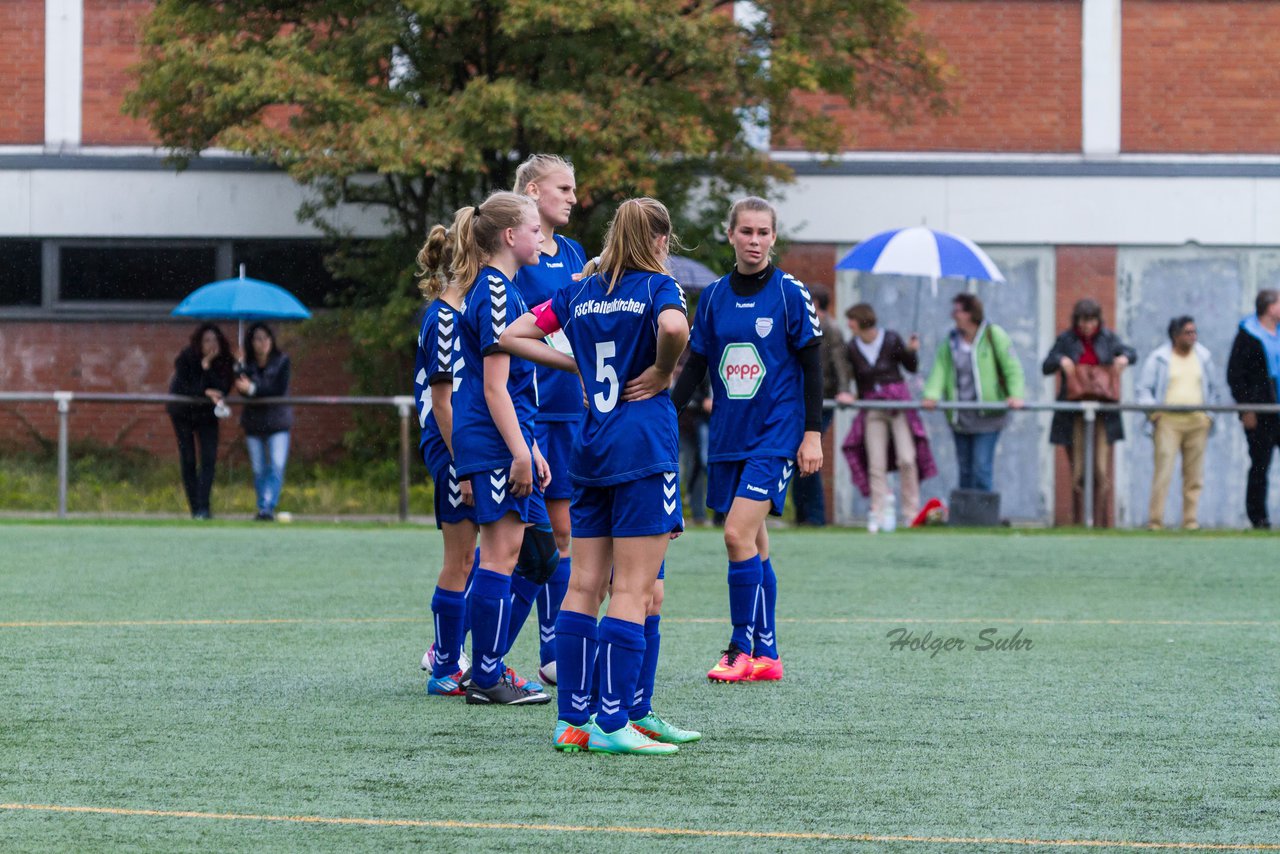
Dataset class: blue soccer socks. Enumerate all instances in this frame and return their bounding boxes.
[595,616,645,734]
[430,586,467,679]
[727,555,764,653]
[504,572,542,655]
[469,568,512,689]
[460,549,479,639]
[753,557,779,659]
[629,615,661,721]
[538,556,571,666]
[554,609,598,726]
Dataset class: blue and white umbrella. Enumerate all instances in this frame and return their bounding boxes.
[835,226,1005,283]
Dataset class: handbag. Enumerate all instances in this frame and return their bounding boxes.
[1065,363,1120,402]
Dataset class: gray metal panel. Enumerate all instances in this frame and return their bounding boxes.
[1116,247,1280,528]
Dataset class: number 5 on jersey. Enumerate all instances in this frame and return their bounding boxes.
[594,340,618,413]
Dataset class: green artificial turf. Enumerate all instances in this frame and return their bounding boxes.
[1,525,1277,852]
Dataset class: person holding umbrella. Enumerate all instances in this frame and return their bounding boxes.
[234,322,294,521]
[170,268,312,520]
[167,323,235,519]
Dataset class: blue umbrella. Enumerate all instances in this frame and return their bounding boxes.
[835,226,1005,283]
[172,265,311,346]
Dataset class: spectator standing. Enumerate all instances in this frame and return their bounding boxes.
[234,322,294,522]
[1227,289,1280,529]
[841,302,934,531]
[922,293,1025,493]
[167,323,235,519]
[1136,316,1216,531]
[1042,298,1136,526]
[792,286,853,526]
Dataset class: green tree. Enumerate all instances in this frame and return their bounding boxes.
[127,0,946,454]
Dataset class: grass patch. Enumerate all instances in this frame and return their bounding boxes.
[1,526,1277,852]
[0,446,434,517]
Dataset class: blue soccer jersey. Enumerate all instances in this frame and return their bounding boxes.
[544,269,688,487]
[414,299,463,476]
[452,266,537,477]
[689,267,822,462]
[513,234,587,422]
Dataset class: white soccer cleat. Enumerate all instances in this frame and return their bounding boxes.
[421,645,471,673]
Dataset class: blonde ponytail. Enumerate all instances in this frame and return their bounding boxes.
[451,192,537,295]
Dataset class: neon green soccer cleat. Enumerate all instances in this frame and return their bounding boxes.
[586,719,679,756]
[629,712,702,744]
[552,719,591,753]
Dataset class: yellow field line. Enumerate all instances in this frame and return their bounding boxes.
[1,616,1275,629]
[0,803,1275,850]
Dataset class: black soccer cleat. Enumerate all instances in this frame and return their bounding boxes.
[465,672,551,706]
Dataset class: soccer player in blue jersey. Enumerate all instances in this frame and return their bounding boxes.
[670,196,825,684]
[448,190,553,706]
[511,154,587,688]
[502,198,699,755]
[412,220,477,696]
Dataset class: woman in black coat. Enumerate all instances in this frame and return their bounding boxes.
[234,322,294,521]
[168,323,235,519]
[1042,298,1137,525]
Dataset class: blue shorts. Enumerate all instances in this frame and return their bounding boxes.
[431,459,477,529]
[707,457,795,517]
[470,467,550,526]
[571,471,683,538]
[535,419,579,501]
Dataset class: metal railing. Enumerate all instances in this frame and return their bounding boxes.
[836,398,1280,528]
[3,391,1278,526]
[0,391,416,520]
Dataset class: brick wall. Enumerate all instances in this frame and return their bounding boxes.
[1052,246,1118,526]
[0,321,356,462]
[81,0,158,145]
[778,0,1082,153]
[0,0,44,144]
[1123,0,1280,153]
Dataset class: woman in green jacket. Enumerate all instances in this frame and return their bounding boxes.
[922,294,1026,492]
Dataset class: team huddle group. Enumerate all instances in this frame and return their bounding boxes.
[412,155,826,756]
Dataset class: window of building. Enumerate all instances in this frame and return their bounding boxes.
[0,241,43,306]
[58,244,218,303]
[0,238,366,317]
[232,240,356,307]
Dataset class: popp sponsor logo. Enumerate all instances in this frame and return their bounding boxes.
[719,343,766,399]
